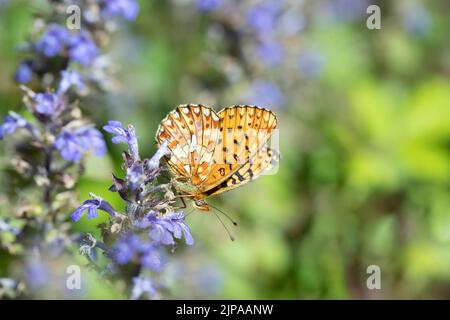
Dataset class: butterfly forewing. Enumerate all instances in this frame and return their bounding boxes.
[156,104,221,183]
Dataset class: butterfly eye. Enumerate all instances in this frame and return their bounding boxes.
[195,199,206,206]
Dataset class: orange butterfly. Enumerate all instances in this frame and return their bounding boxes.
[155,104,279,211]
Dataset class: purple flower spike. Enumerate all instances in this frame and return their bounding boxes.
[71,193,116,222]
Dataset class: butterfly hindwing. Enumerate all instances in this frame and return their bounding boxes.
[198,105,277,193]
[202,147,280,197]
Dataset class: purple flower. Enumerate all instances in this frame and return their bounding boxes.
[58,70,84,94]
[34,92,58,115]
[131,276,156,300]
[102,0,139,21]
[256,41,284,67]
[331,0,369,22]
[279,11,305,36]
[71,193,116,221]
[103,120,139,160]
[298,48,325,78]
[196,264,223,296]
[247,80,286,108]
[127,162,145,191]
[15,61,33,84]
[0,112,32,140]
[246,2,280,36]
[141,248,163,272]
[35,24,69,57]
[402,5,431,37]
[25,260,49,289]
[316,0,369,25]
[54,127,106,162]
[146,139,170,172]
[68,32,99,66]
[111,234,163,272]
[111,234,142,264]
[194,0,222,12]
[144,211,194,246]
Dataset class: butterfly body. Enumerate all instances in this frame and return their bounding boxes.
[156,104,279,211]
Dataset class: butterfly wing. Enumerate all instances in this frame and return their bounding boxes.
[155,104,220,184]
[201,147,280,197]
[198,105,277,193]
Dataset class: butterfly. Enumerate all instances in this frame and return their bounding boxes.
[155,104,279,211]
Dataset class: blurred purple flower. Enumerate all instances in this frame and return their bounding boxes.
[316,0,369,25]
[103,120,139,160]
[71,193,116,221]
[248,80,286,108]
[298,48,325,78]
[112,234,142,264]
[34,92,58,115]
[402,5,431,37]
[279,11,305,36]
[68,32,99,66]
[58,70,84,94]
[111,234,163,272]
[194,0,222,12]
[54,127,106,162]
[196,264,223,296]
[15,61,33,84]
[25,260,49,288]
[131,276,156,300]
[331,0,369,21]
[0,112,33,140]
[256,41,284,67]
[102,0,139,21]
[246,2,280,36]
[144,211,194,246]
[35,24,68,57]
[141,245,164,272]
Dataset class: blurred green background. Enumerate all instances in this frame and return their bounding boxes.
[0,0,449,299]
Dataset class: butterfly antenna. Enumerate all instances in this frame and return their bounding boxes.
[209,203,238,227]
[212,210,235,241]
